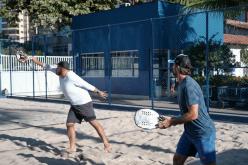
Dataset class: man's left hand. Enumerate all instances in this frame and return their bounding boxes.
[157,117,173,129]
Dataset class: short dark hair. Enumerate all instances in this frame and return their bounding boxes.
[174,54,192,75]
[57,61,70,70]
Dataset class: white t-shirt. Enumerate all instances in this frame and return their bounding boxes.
[44,64,96,105]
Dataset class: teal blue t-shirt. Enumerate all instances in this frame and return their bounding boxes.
[177,76,215,139]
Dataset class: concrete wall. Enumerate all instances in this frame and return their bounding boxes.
[0,71,62,96]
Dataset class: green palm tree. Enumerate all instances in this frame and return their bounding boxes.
[168,0,248,9]
[167,0,248,20]
[187,0,248,10]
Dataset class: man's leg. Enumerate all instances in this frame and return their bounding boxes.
[66,107,81,152]
[174,132,197,165]
[89,119,111,152]
[193,132,216,165]
[66,123,76,152]
[173,153,188,165]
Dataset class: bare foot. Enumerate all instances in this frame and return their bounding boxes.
[67,147,76,152]
[104,143,111,153]
[61,148,77,158]
[66,145,77,152]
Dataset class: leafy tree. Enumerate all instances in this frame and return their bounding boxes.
[167,0,248,20]
[185,38,235,74]
[186,0,248,10]
[167,0,248,9]
[240,48,248,66]
[0,0,124,32]
[166,0,246,77]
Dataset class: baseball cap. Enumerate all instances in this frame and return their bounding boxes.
[57,61,70,70]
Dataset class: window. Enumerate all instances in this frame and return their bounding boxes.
[111,50,139,77]
[153,49,181,71]
[81,52,104,77]
[153,49,168,78]
[153,49,182,97]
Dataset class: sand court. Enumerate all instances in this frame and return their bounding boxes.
[0,98,247,165]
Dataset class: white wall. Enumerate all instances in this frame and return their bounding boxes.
[0,71,62,96]
[230,48,244,77]
[230,48,241,63]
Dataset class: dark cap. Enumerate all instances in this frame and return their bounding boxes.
[57,61,70,70]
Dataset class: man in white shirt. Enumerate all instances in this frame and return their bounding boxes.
[31,57,111,154]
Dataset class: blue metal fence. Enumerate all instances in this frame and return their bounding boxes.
[1,4,248,110]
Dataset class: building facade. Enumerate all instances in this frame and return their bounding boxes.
[224,18,248,77]
[72,0,223,97]
[0,6,31,43]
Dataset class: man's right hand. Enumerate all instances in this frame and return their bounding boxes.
[157,117,173,129]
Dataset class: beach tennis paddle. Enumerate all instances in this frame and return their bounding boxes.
[134,109,166,130]
[15,50,32,63]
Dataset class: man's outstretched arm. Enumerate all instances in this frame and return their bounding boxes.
[31,57,44,67]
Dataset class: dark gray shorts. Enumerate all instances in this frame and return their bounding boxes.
[66,102,96,123]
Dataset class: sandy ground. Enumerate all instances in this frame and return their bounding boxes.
[0,98,247,165]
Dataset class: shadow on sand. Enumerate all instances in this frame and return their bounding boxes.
[0,134,61,154]
[188,149,248,165]
[18,153,105,165]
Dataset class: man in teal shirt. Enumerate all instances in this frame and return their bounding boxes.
[158,54,216,165]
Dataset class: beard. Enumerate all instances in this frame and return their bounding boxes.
[56,68,62,76]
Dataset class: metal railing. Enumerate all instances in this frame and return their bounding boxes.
[218,86,248,102]
[0,54,73,71]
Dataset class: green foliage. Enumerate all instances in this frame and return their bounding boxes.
[167,0,194,6]
[193,75,248,87]
[187,0,248,10]
[211,75,248,87]
[167,0,247,19]
[185,38,235,70]
[167,0,248,9]
[0,0,124,32]
[192,75,205,86]
[240,48,248,65]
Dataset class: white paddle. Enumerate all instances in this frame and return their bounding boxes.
[134,109,167,130]
[15,50,32,63]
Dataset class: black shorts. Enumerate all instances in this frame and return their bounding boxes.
[66,102,96,124]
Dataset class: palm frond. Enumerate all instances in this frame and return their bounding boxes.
[187,0,247,10]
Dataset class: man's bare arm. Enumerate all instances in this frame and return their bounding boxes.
[158,104,199,129]
[31,57,44,67]
[171,104,199,125]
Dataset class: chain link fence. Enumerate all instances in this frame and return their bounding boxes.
[1,5,248,111]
